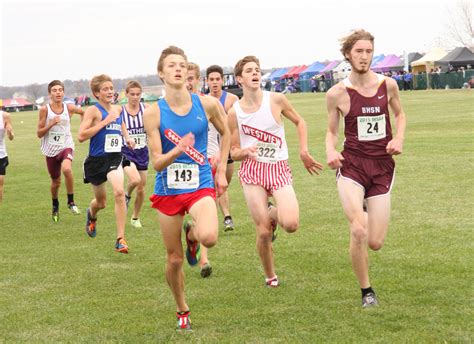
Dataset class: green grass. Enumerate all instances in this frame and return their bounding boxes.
[0,90,473,342]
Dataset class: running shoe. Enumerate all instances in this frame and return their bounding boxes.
[52,208,59,223]
[223,216,235,232]
[183,220,200,266]
[266,277,280,288]
[268,202,278,242]
[200,262,213,278]
[115,238,129,254]
[85,208,97,238]
[362,292,379,308]
[125,194,131,209]
[68,203,81,215]
[176,311,192,331]
[130,217,143,228]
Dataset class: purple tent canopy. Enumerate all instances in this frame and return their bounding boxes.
[320,60,340,73]
[371,54,403,72]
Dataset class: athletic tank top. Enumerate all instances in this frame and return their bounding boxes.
[342,74,393,158]
[233,91,289,163]
[206,91,228,158]
[89,103,123,157]
[121,103,149,167]
[219,91,228,107]
[153,93,213,195]
[40,103,74,157]
[0,111,6,158]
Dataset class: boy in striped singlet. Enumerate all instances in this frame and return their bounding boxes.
[144,47,230,331]
[120,80,150,228]
[0,110,14,202]
[37,80,84,222]
[228,56,323,288]
[326,30,406,308]
[78,74,135,254]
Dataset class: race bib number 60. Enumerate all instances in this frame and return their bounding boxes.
[357,115,386,141]
[167,163,199,189]
[104,134,122,152]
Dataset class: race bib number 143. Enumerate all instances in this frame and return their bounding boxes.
[167,163,199,189]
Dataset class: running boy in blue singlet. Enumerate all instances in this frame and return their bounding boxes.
[78,74,135,253]
[144,47,230,331]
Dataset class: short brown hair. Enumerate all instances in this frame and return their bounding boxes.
[90,74,113,99]
[340,29,374,60]
[234,56,260,78]
[157,46,187,73]
[125,80,142,93]
[187,62,200,79]
[206,65,223,78]
[48,80,64,93]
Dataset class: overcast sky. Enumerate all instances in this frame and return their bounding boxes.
[0,0,457,87]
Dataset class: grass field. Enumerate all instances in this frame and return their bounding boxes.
[0,90,473,343]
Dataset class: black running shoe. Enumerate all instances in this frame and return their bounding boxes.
[362,292,379,308]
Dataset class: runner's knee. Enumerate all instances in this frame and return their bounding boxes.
[167,252,184,270]
[368,239,384,251]
[200,233,217,249]
[52,178,61,188]
[280,218,299,233]
[113,188,125,200]
[350,221,368,243]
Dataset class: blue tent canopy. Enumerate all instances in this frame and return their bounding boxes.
[270,67,290,81]
[299,61,327,78]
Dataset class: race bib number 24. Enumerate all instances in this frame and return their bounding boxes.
[357,115,386,141]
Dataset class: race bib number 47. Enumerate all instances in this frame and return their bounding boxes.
[104,134,122,152]
[48,131,66,145]
[167,163,199,189]
[357,115,386,141]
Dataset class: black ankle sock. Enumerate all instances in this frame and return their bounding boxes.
[67,193,74,204]
[132,218,138,221]
[224,215,232,221]
[52,198,59,210]
[361,287,374,297]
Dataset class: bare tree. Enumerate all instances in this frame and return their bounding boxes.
[25,83,47,102]
[445,0,473,49]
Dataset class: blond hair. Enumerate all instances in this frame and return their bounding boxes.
[187,62,200,79]
[339,29,374,60]
[125,80,142,93]
[90,74,113,99]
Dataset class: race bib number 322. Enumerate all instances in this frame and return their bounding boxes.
[357,115,386,141]
[166,163,199,189]
[256,142,278,163]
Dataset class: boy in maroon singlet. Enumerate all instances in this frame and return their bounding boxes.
[325,29,407,308]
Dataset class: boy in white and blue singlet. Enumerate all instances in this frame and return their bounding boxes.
[144,47,230,331]
[37,80,84,222]
[206,64,239,232]
[228,56,323,288]
[78,74,135,254]
[0,110,14,202]
[120,80,150,228]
